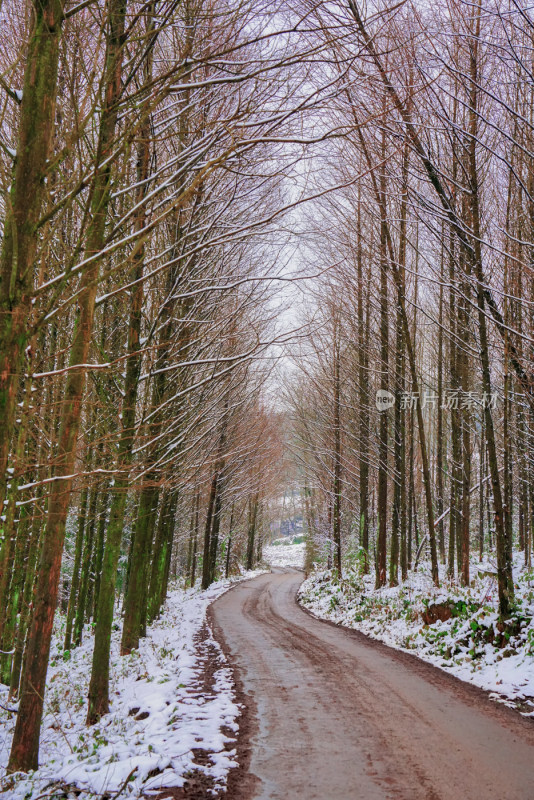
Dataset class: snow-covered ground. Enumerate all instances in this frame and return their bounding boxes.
[263,538,305,569]
[299,557,534,713]
[0,572,263,799]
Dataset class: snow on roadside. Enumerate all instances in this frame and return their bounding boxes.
[299,558,534,713]
[263,538,305,569]
[0,571,264,799]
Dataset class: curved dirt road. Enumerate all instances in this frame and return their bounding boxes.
[211,568,534,800]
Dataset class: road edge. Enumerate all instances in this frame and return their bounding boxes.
[296,584,534,732]
[207,597,260,800]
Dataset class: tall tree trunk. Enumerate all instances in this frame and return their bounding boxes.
[332,326,342,578]
[186,496,196,584]
[190,490,200,586]
[391,142,408,585]
[148,490,179,621]
[9,498,42,700]
[0,343,37,658]
[209,481,224,584]
[246,494,259,571]
[376,160,389,589]
[458,266,471,587]
[64,484,90,652]
[225,503,235,579]
[73,479,99,647]
[0,0,64,527]
[390,318,401,588]
[467,5,513,614]
[201,411,228,589]
[91,490,109,622]
[87,5,155,719]
[448,226,460,579]
[479,419,486,561]
[407,409,414,570]
[8,3,128,767]
[119,486,158,656]
[436,238,445,564]
[201,473,218,589]
[357,197,370,573]
[0,513,30,684]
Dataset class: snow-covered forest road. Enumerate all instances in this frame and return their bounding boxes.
[211,568,534,800]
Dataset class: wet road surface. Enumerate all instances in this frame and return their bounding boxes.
[211,568,534,800]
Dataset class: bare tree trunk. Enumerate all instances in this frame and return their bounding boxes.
[391,142,408,585]
[357,198,370,573]
[0,0,64,527]
[448,228,460,580]
[201,473,219,589]
[458,268,471,587]
[8,3,127,768]
[332,325,342,578]
[466,6,514,614]
[479,418,485,561]
[191,490,200,586]
[148,490,179,621]
[186,496,196,585]
[64,484,90,652]
[88,16,152,711]
[376,159,389,589]
[225,503,235,579]
[436,238,445,564]
[246,494,259,571]
[73,476,100,646]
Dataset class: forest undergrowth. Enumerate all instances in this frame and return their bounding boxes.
[0,571,263,800]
